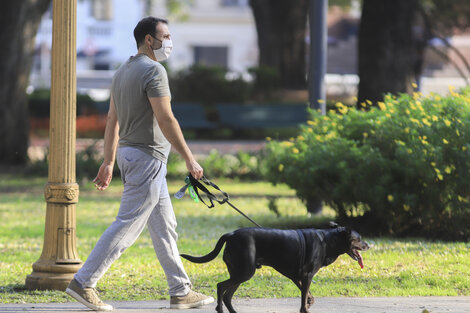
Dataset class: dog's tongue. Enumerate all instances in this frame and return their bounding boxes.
[357,251,364,269]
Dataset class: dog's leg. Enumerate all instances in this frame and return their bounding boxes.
[222,283,240,313]
[291,279,314,308]
[220,266,256,313]
[217,280,244,313]
[216,280,232,313]
[299,275,314,313]
[217,243,257,313]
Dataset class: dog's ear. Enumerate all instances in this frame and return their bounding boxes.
[329,221,339,228]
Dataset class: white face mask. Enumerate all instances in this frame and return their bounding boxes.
[153,39,173,62]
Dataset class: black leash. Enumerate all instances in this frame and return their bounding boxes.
[175,174,262,228]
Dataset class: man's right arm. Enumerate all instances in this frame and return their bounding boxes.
[94,96,119,190]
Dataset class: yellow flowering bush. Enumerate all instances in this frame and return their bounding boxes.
[264,88,470,240]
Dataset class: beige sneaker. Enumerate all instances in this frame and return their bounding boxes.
[170,290,214,309]
[65,279,113,311]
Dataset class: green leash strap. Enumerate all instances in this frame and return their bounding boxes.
[187,184,199,203]
[173,176,199,203]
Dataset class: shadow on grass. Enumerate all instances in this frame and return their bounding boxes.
[0,283,67,300]
[0,284,27,293]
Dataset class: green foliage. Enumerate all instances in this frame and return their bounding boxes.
[248,66,280,101]
[28,89,98,117]
[75,142,121,181]
[200,150,262,180]
[264,88,470,240]
[166,149,264,180]
[170,65,251,105]
[329,0,353,8]
[170,64,291,105]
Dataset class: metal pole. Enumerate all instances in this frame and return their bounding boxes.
[307,0,327,214]
[26,0,82,291]
[309,0,327,114]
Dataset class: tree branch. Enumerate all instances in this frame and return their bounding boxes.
[418,1,470,84]
[429,45,470,85]
[435,35,470,79]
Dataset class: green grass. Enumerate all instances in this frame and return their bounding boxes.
[0,174,469,303]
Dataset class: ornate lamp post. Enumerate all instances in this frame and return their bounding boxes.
[25,0,82,291]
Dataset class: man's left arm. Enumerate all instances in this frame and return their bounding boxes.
[149,95,203,179]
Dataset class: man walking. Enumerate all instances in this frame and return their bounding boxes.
[65,17,214,311]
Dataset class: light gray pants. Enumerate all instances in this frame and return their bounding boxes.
[74,146,191,296]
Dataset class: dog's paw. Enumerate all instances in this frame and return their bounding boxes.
[307,294,315,308]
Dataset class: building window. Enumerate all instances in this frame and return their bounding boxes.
[220,0,248,7]
[193,46,228,69]
[91,0,113,21]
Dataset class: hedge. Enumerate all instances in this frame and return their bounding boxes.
[264,87,470,240]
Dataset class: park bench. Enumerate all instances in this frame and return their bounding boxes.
[171,102,217,130]
[216,103,309,129]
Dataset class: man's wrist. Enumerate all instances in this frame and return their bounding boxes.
[103,160,115,166]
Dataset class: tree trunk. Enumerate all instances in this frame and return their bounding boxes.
[249,0,308,90]
[0,0,51,165]
[357,0,421,105]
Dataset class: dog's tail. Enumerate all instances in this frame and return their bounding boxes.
[180,232,232,263]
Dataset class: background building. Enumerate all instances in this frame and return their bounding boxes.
[31,0,257,93]
[30,0,470,97]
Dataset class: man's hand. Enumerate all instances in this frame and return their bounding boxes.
[93,163,114,190]
[186,158,203,180]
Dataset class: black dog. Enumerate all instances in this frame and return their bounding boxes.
[181,223,369,313]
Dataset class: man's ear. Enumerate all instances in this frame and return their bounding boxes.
[145,34,153,46]
[329,221,339,228]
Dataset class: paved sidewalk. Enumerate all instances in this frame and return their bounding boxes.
[1,297,469,313]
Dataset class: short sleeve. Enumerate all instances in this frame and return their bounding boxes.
[144,63,171,98]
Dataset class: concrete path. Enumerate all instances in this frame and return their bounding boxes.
[1,297,469,313]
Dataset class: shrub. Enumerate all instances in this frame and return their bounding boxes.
[166,149,263,181]
[28,89,97,117]
[248,66,280,101]
[75,142,120,181]
[170,65,251,105]
[263,88,470,240]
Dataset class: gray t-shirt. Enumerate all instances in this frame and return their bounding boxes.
[111,54,171,163]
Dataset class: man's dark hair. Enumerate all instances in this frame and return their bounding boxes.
[133,17,168,48]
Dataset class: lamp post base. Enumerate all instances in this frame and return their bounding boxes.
[25,260,82,291]
[25,272,75,291]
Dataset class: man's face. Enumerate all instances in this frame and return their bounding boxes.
[152,23,171,49]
